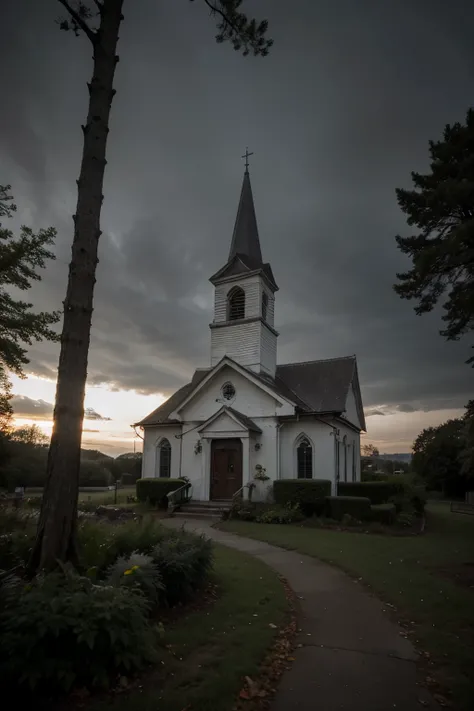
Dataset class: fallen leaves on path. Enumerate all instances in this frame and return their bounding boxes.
[234,575,298,711]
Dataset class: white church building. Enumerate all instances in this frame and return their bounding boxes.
[135,166,366,501]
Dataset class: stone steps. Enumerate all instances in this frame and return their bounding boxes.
[173,499,231,519]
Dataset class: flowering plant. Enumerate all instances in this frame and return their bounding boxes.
[254,464,270,481]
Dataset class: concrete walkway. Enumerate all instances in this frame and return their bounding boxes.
[163,518,439,711]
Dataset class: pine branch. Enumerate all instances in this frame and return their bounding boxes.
[57,0,97,44]
[198,0,273,56]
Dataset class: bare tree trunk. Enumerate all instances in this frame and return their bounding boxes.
[30,0,124,573]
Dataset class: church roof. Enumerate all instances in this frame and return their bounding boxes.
[134,356,364,430]
[276,357,358,415]
[228,170,262,264]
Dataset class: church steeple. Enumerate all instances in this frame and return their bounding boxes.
[209,156,279,378]
[228,169,263,265]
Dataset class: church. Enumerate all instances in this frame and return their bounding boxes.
[135,163,366,501]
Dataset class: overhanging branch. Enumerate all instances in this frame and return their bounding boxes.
[58,0,97,44]
[203,0,242,37]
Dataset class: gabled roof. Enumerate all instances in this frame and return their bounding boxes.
[134,356,364,432]
[276,356,357,415]
[133,369,209,426]
[197,406,262,434]
[228,170,262,264]
[209,253,278,291]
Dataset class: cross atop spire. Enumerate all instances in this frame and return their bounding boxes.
[241,147,254,173]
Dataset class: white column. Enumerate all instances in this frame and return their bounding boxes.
[201,438,211,501]
[241,436,250,500]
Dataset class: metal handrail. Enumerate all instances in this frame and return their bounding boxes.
[232,486,244,501]
[166,481,192,512]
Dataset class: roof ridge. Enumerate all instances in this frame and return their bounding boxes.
[278,355,356,368]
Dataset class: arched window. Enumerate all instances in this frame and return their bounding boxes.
[228,286,245,320]
[297,437,312,479]
[262,291,268,321]
[159,438,171,478]
[352,440,357,481]
[343,435,348,482]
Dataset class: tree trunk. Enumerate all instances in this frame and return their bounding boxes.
[30,0,124,573]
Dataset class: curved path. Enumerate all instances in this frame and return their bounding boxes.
[163,518,440,711]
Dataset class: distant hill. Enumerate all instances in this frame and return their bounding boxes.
[80,449,113,461]
[117,452,142,460]
[379,453,412,463]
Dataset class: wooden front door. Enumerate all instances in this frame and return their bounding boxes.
[210,439,243,500]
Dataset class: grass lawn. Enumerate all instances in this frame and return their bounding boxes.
[89,545,289,711]
[217,503,474,710]
[23,487,137,508]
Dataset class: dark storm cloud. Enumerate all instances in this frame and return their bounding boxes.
[12,395,111,422]
[1,0,474,410]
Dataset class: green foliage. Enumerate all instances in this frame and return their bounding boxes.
[79,460,113,487]
[460,399,474,478]
[150,531,213,606]
[338,481,404,504]
[255,505,304,525]
[105,552,164,605]
[228,500,261,521]
[326,496,371,521]
[136,477,185,507]
[78,516,167,572]
[412,418,468,497]
[393,109,474,362]
[11,424,48,446]
[362,470,390,482]
[0,184,60,377]
[273,479,331,516]
[0,567,157,692]
[189,0,273,57]
[370,503,397,525]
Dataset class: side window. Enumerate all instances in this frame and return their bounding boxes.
[297,437,312,479]
[159,438,171,478]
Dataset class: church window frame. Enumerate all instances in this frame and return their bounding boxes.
[157,437,171,478]
[295,433,313,479]
[227,286,246,321]
[221,381,236,401]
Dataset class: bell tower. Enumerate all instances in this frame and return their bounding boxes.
[209,154,278,378]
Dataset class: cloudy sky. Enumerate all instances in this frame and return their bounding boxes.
[1,0,473,455]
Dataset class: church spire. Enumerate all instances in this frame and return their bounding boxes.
[228,154,263,265]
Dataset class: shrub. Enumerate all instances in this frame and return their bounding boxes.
[79,461,113,488]
[273,479,331,516]
[396,511,415,527]
[256,505,304,524]
[361,470,389,482]
[0,568,157,692]
[121,472,137,486]
[150,532,213,606]
[370,503,396,525]
[337,481,404,504]
[136,478,185,508]
[106,552,164,605]
[78,516,168,573]
[228,501,267,521]
[326,496,371,521]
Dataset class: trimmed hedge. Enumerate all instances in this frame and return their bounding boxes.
[337,481,403,504]
[370,503,397,525]
[273,479,331,516]
[136,478,184,508]
[326,495,371,521]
